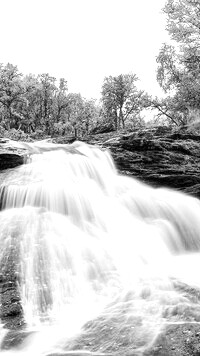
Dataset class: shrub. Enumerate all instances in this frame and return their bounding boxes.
[4,129,30,141]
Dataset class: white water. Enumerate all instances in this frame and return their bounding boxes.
[1,141,200,355]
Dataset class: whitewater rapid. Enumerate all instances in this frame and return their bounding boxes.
[0,140,200,355]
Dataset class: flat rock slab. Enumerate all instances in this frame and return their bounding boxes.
[0,139,29,170]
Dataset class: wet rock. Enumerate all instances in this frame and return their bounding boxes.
[143,323,200,356]
[0,153,25,170]
[86,128,200,199]
[0,139,28,170]
[1,329,33,350]
[0,233,24,330]
[2,128,200,199]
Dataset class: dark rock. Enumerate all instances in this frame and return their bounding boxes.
[3,128,200,200]
[0,140,29,170]
[86,128,200,199]
[0,224,24,330]
[53,135,77,144]
[0,153,25,170]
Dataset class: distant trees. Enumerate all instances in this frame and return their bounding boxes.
[3,1,200,136]
[0,63,26,130]
[0,63,147,138]
[101,74,145,130]
[0,63,101,138]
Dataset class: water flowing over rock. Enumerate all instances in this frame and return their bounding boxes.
[2,128,200,199]
[87,127,200,198]
[1,137,200,355]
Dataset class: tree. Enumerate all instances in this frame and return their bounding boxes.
[156,43,182,93]
[81,99,100,134]
[0,63,26,130]
[163,0,200,46]
[64,93,84,137]
[18,74,42,133]
[163,0,200,87]
[53,78,69,123]
[154,0,200,126]
[148,95,188,126]
[37,73,57,134]
[0,62,102,138]
[101,74,143,130]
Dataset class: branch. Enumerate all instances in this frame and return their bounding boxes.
[152,102,179,126]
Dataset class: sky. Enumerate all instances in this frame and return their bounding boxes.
[0,0,169,100]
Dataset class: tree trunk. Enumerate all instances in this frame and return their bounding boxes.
[122,117,125,129]
[119,107,124,129]
[114,110,118,130]
[74,127,77,138]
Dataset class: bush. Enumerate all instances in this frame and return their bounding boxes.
[0,125,6,137]
[30,129,46,140]
[4,129,30,141]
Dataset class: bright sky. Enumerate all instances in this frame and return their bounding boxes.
[0,0,169,100]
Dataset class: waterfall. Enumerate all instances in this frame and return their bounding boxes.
[0,140,200,355]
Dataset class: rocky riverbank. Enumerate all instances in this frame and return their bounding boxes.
[2,127,200,199]
[86,126,200,198]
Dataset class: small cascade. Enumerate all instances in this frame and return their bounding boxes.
[0,141,200,355]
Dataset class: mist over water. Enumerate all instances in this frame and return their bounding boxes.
[1,141,200,355]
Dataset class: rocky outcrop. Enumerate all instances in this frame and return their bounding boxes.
[0,139,28,170]
[86,127,200,198]
[1,127,200,191]
[0,136,77,171]
[2,128,200,198]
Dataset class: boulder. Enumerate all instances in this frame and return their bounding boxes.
[87,127,200,198]
[0,139,28,170]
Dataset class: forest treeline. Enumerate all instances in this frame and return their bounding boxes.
[1,0,200,140]
[0,66,147,140]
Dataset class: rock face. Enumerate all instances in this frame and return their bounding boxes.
[87,127,200,198]
[0,139,28,170]
[0,136,77,171]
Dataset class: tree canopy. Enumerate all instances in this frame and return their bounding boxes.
[0,63,147,139]
[0,63,102,139]
[101,74,145,130]
[154,0,200,127]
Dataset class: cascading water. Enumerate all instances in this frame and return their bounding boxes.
[1,140,200,355]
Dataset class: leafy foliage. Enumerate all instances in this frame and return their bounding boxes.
[154,0,200,127]
[156,44,182,93]
[101,74,145,130]
[0,63,101,138]
[0,61,148,138]
[148,95,188,126]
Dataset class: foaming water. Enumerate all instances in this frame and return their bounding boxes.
[0,141,200,355]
